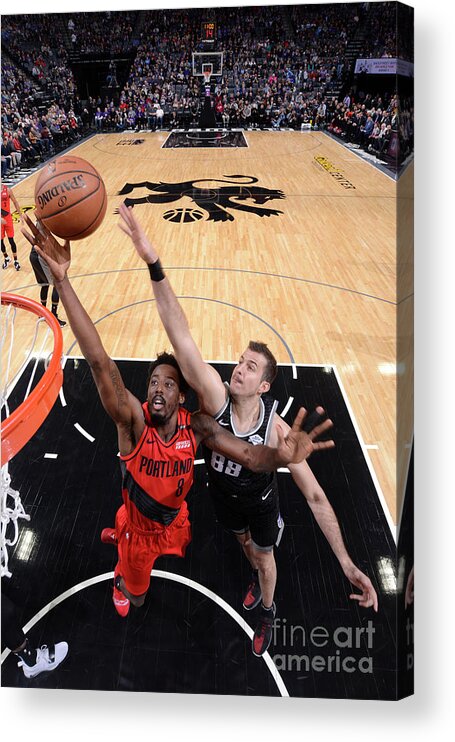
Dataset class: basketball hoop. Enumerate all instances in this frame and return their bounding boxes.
[1,292,64,577]
[202,62,212,91]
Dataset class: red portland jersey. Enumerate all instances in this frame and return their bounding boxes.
[119,405,197,532]
[1,185,11,217]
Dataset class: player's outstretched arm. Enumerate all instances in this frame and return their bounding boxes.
[292,461,378,611]
[21,216,142,444]
[270,410,378,612]
[117,203,225,414]
[192,406,334,473]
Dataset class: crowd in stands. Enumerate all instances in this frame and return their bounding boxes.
[1,103,83,179]
[96,5,355,136]
[65,11,139,56]
[291,2,358,74]
[2,14,77,110]
[1,4,414,179]
[358,1,414,61]
[1,13,85,177]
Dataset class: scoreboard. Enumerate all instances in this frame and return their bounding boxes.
[201,21,216,42]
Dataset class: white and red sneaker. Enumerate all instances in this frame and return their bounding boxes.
[101,528,117,545]
[113,571,130,617]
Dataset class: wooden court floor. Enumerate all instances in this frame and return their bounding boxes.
[1,129,414,529]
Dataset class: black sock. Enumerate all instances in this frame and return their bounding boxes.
[15,639,37,667]
[52,303,58,315]
[40,285,48,305]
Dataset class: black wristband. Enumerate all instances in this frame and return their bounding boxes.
[147,259,166,282]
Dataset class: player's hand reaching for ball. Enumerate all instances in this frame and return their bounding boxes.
[117,203,159,264]
[21,214,71,284]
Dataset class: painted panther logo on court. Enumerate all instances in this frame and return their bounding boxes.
[12,204,36,222]
[163,208,204,223]
[116,175,285,222]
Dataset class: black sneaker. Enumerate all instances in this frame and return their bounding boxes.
[243,570,262,610]
[2,256,10,269]
[14,260,21,271]
[53,314,67,327]
[252,602,276,657]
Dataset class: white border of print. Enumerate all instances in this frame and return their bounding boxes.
[2,1,452,741]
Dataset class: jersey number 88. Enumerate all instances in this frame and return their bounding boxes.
[210,452,242,477]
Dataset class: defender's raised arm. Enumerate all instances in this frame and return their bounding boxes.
[118,203,225,413]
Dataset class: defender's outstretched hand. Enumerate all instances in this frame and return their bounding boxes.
[345,564,379,612]
[21,214,71,283]
[276,406,335,465]
[118,203,158,264]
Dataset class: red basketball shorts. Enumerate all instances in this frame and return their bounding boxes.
[115,502,192,596]
[1,216,14,239]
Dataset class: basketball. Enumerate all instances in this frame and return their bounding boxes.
[34,155,107,240]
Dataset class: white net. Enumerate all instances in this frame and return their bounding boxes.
[1,464,30,578]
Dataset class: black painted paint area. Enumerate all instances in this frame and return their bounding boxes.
[1,360,400,698]
[163,130,248,148]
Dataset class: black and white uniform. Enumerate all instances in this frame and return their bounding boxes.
[29,245,53,285]
[202,383,284,551]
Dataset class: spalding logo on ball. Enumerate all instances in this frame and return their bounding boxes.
[34,155,107,240]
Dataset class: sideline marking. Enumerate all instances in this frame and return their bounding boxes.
[333,366,396,541]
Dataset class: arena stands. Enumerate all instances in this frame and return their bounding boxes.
[1,4,413,182]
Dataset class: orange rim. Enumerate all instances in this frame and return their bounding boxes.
[1,292,64,466]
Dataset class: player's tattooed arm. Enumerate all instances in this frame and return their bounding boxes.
[22,214,143,441]
[108,361,128,408]
[102,361,143,450]
[191,408,334,472]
